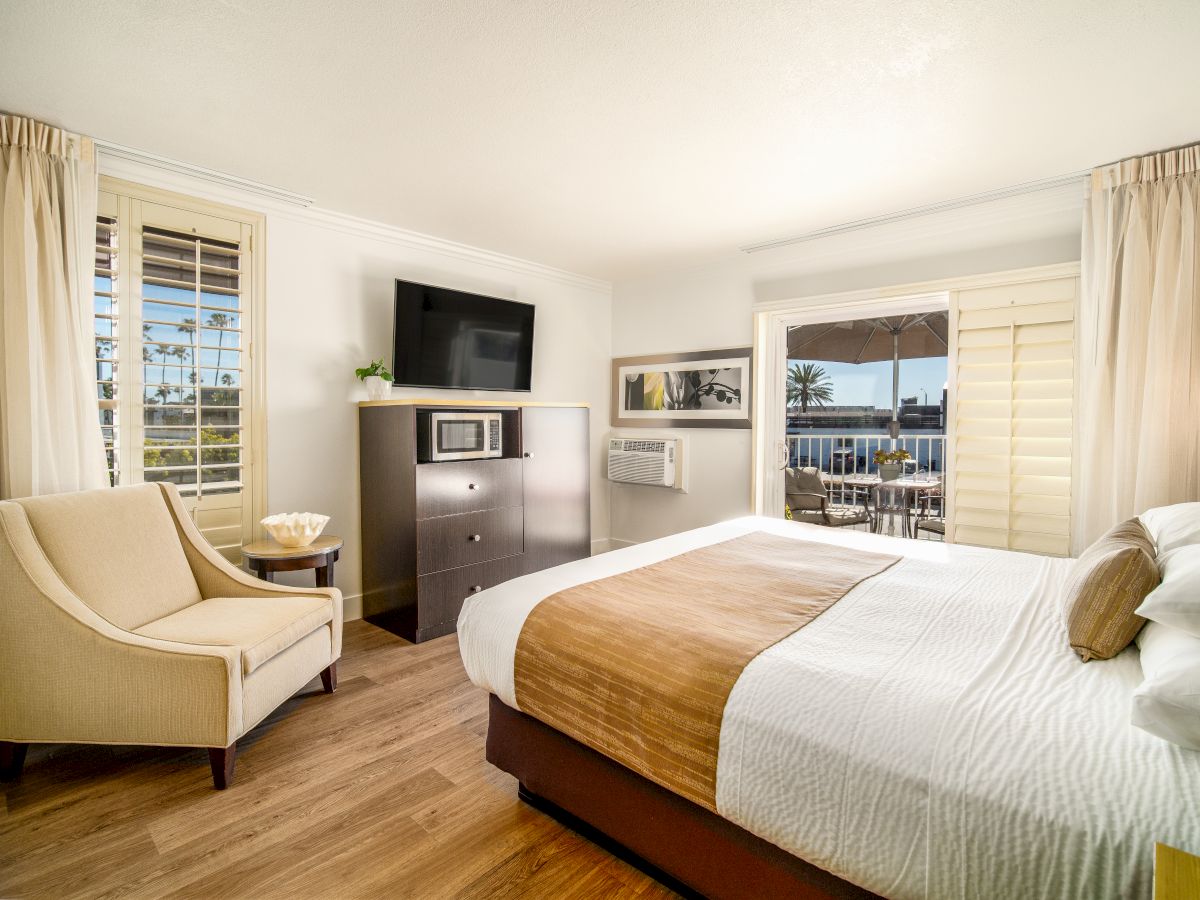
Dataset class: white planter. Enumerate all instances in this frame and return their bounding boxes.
[877,463,902,483]
[364,375,391,401]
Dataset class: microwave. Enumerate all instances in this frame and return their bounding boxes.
[427,411,503,461]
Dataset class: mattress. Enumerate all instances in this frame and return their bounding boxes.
[458,516,1200,899]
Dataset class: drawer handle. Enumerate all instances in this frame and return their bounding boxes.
[470,534,482,542]
[470,585,483,593]
[523,452,533,459]
[468,483,478,490]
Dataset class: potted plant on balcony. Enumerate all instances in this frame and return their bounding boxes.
[355,358,394,401]
[873,448,911,483]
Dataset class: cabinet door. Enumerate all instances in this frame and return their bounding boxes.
[520,406,590,571]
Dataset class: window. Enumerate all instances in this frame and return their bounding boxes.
[94,206,120,485]
[96,179,264,560]
[140,226,244,495]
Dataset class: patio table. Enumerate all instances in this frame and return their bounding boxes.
[876,476,942,538]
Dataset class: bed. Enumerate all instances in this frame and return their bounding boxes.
[458,516,1200,899]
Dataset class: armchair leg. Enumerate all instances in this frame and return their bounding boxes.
[208,743,236,790]
[320,661,338,694]
[1,741,29,782]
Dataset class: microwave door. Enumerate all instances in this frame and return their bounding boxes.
[437,419,485,458]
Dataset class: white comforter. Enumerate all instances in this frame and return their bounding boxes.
[458,516,1200,899]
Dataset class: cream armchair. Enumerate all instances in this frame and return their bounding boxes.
[0,483,341,789]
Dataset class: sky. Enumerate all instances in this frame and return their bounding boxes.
[788,356,947,409]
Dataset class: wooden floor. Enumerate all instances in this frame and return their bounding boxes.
[0,621,679,899]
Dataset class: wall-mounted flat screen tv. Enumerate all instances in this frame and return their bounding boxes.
[392,279,535,392]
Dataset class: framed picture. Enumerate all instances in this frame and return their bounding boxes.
[611,347,752,429]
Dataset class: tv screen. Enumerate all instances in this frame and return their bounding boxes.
[392,280,535,392]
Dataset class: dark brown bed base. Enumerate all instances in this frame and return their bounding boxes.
[486,694,878,900]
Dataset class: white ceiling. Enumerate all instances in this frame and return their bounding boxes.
[3,1,1199,280]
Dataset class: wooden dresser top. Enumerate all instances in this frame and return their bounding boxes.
[358,398,589,409]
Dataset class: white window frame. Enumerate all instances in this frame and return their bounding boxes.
[750,263,1080,539]
[98,176,267,557]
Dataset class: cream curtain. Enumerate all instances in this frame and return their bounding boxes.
[1074,144,1200,553]
[0,115,108,499]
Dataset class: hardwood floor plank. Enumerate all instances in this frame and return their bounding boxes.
[456,827,673,900]
[0,823,160,898]
[154,772,448,899]
[0,621,678,899]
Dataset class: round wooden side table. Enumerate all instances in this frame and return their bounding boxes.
[242,535,343,587]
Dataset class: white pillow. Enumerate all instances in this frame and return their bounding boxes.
[1132,621,1200,751]
[1139,502,1200,558]
[1137,545,1200,637]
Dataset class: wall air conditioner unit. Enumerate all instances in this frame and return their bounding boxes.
[607,436,684,491]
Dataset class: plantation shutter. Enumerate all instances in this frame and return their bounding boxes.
[947,274,1077,555]
[131,200,254,561]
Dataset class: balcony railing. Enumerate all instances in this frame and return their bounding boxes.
[786,432,947,505]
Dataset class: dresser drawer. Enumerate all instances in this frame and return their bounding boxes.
[416,555,526,638]
[416,506,524,574]
[415,459,522,518]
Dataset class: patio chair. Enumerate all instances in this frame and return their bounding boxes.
[785,466,870,529]
[913,487,945,540]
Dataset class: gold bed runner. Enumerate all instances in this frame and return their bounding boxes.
[513,531,900,811]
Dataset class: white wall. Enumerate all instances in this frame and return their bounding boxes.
[265,216,613,617]
[609,262,755,544]
[610,182,1086,544]
[100,154,613,620]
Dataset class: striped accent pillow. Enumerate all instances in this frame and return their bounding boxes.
[1063,519,1159,661]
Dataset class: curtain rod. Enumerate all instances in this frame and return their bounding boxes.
[95,139,315,208]
[740,170,1088,254]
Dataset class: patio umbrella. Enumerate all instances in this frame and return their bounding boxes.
[787,312,948,439]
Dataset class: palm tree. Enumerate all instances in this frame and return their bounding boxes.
[174,317,196,403]
[155,343,172,386]
[176,317,196,355]
[206,312,230,391]
[787,362,834,413]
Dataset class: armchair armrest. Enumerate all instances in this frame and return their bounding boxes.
[0,503,242,748]
[155,485,342,659]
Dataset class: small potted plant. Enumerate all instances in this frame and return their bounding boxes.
[873,448,911,482]
[355,358,394,401]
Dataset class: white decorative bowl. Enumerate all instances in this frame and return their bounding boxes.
[260,512,330,548]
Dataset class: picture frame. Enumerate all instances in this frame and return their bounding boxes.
[611,347,752,429]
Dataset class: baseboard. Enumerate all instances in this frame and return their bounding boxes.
[591,537,637,555]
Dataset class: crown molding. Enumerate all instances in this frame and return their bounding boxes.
[752,260,1081,315]
[287,204,612,293]
[610,175,1087,291]
[97,147,612,295]
[741,172,1089,254]
[747,178,1086,277]
[95,140,314,208]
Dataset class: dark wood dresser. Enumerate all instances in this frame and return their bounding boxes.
[358,401,590,642]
